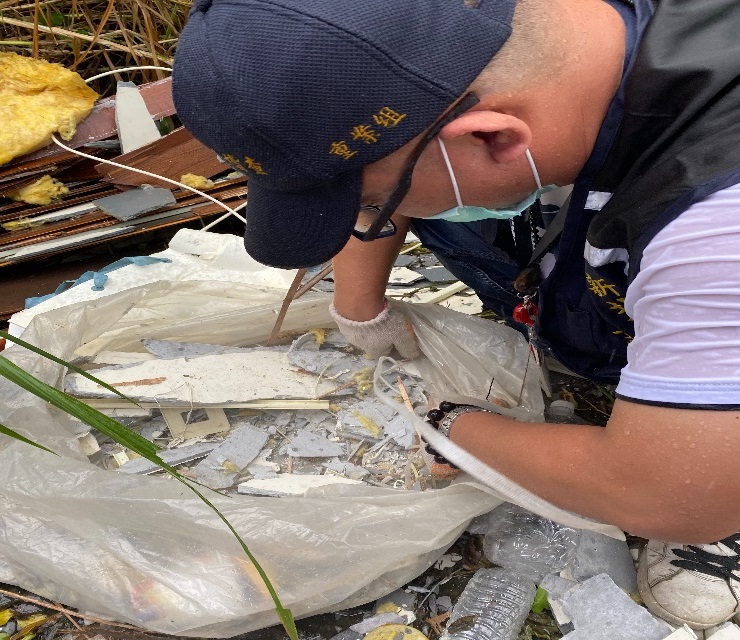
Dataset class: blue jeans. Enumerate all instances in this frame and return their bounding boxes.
[410,218,522,322]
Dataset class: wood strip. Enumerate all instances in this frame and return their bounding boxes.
[95,127,225,188]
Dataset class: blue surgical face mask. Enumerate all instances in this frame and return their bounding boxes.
[428,137,557,223]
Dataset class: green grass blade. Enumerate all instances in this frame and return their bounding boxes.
[0,356,159,461]
[0,331,139,406]
[0,423,57,455]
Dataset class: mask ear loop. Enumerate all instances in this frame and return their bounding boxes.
[437,138,464,208]
[524,149,543,190]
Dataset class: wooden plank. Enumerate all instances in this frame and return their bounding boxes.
[95,127,225,188]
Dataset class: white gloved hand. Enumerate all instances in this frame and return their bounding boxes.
[329,300,422,359]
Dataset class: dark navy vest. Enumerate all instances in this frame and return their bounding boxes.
[536,0,740,384]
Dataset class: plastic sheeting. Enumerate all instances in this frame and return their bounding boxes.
[0,229,619,636]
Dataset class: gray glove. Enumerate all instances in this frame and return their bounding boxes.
[329,300,421,359]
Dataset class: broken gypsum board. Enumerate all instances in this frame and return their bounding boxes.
[82,399,331,410]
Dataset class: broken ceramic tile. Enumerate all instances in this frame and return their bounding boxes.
[393,255,416,268]
[93,187,176,221]
[338,398,397,440]
[416,266,457,283]
[323,461,369,480]
[562,574,672,640]
[287,337,362,378]
[384,412,416,450]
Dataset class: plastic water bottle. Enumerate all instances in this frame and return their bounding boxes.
[441,568,536,640]
[482,503,580,581]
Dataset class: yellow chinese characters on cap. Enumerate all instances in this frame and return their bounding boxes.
[223,153,268,175]
[329,106,407,160]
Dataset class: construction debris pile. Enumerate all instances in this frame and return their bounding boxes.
[67,330,444,494]
[0,55,244,319]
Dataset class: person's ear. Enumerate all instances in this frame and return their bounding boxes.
[439,110,532,163]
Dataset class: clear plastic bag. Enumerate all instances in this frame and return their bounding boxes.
[0,231,619,636]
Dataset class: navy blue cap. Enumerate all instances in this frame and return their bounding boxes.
[173,0,515,268]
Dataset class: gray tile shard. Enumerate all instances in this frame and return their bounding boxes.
[192,421,268,489]
[93,187,176,221]
[285,429,345,458]
[201,422,268,470]
[384,412,416,449]
[338,398,397,438]
[323,461,369,480]
[572,531,638,594]
[373,589,418,614]
[393,255,415,268]
[118,441,217,474]
[349,612,406,634]
[287,341,361,377]
[562,574,672,640]
[416,266,457,283]
[193,465,238,490]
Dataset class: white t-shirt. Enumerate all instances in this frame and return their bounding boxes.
[615,182,740,407]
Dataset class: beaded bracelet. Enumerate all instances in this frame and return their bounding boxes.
[425,401,489,467]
